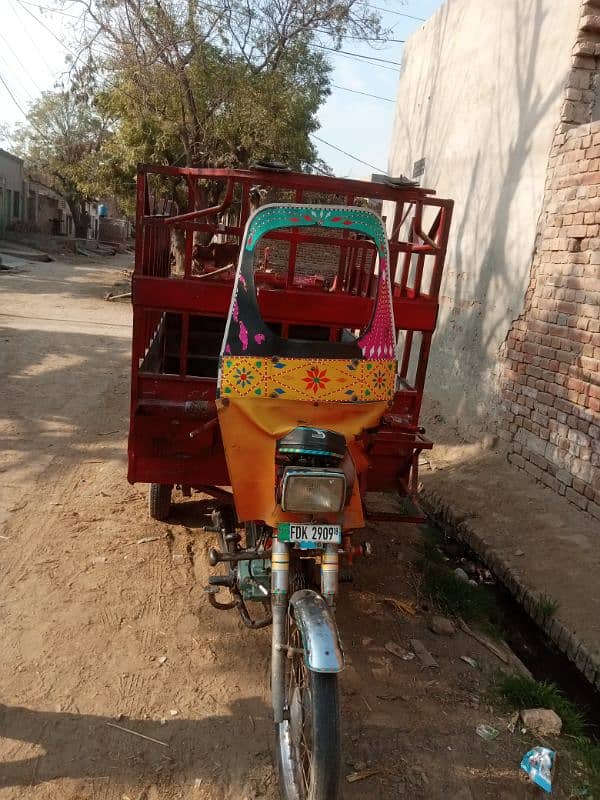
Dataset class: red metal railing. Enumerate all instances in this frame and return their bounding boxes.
[129,165,453,499]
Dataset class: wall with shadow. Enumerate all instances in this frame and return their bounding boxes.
[387,0,580,433]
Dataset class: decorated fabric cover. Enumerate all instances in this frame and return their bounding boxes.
[218,204,397,403]
[216,204,398,527]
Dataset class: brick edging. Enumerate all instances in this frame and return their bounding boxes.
[419,487,600,693]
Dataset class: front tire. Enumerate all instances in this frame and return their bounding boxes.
[276,620,341,800]
[148,483,172,521]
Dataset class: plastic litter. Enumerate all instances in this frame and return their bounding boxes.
[476,723,500,741]
[520,746,555,793]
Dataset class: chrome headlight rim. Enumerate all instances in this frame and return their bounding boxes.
[280,468,347,514]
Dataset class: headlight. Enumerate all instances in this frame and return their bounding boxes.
[281,468,346,513]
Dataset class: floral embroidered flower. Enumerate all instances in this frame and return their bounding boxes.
[234,368,254,387]
[303,366,330,394]
[373,369,386,388]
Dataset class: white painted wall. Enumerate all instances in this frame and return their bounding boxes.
[0,149,25,223]
[387,0,580,433]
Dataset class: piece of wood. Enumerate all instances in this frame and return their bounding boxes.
[345,767,381,783]
[410,639,438,668]
[194,263,235,279]
[105,292,132,301]
[458,619,509,664]
[106,721,169,748]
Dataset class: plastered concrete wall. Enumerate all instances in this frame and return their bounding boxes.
[0,149,24,191]
[387,0,580,432]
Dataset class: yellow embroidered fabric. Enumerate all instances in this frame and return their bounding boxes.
[219,356,396,403]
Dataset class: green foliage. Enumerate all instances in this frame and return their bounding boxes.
[54,0,385,210]
[570,736,600,797]
[537,593,560,621]
[416,528,503,636]
[13,90,112,233]
[14,0,386,217]
[421,562,502,635]
[495,674,585,737]
[495,675,600,797]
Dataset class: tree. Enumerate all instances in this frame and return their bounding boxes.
[67,0,384,172]
[15,90,112,237]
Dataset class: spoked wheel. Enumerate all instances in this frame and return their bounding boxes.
[148,483,172,521]
[276,612,341,800]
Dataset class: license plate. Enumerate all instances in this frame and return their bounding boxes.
[278,522,342,549]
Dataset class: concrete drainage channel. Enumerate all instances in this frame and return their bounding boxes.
[418,496,600,731]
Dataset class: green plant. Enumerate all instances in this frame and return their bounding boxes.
[495,674,585,737]
[494,675,600,796]
[415,527,504,637]
[419,562,502,637]
[537,593,560,621]
[570,736,600,797]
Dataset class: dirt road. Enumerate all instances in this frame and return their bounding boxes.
[0,254,565,799]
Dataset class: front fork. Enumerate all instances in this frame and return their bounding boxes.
[271,539,340,723]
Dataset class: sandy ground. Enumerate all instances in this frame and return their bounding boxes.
[0,254,570,799]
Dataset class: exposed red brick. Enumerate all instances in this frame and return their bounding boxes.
[500,74,599,517]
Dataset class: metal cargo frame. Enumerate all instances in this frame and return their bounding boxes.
[128,165,453,522]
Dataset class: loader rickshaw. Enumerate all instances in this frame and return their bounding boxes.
[128,165,453,799]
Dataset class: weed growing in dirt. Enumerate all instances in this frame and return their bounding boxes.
[421,563,498,625]
[496,674,585,736]
[495,674,600,796]
[570,736,600,796]
[416,529,504,637]
[537,593,560,622]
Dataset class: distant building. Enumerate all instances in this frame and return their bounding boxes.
[0,147,105,239]
[0,148,26,234]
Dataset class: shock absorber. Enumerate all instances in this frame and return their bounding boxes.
[271,537,289,724]
[321,542,339,607]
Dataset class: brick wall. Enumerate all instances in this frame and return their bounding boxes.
[99,217,129,243]
[499,5,600,520]
[254,229,376,281]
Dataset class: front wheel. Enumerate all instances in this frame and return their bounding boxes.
[276,619,341,800]
[148,483,172,521]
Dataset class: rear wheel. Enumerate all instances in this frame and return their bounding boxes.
[276,614,341,800]
[148,483,172,521]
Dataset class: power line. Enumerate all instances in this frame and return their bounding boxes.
[0,50,34,103]
[0,71,29,118]
[317,47,399,72]
[17,0,81,17]
[315,28,405,44]
[13,0,69,50]
[369,5,426,22]
[7,0,56,75]
[331,83,394,103]
[0,69,55,144]
[311,133,387,174]
[313,43,402,66]
[0,30,45,95]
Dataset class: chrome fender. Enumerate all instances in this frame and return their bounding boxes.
[290,589,345,673]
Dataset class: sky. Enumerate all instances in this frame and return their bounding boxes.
[0,0,444,176]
